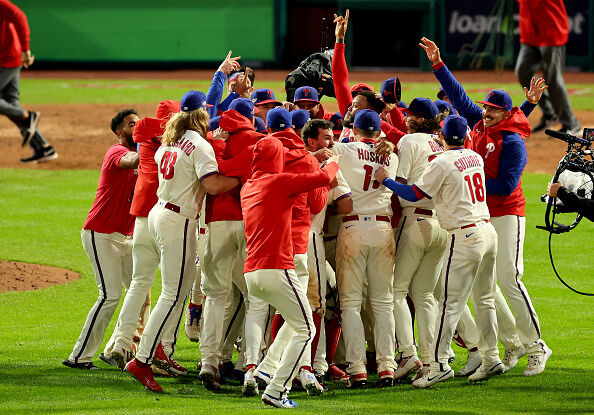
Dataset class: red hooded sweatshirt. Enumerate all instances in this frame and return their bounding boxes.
[241,137,339,273]
[468,108,532,217]
[205,109,264,223]
[130,100,180,218]
[0,0,29,68]
[518,0,569,47]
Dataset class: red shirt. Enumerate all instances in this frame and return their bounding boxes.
[0,0,29,67]
[241,137,339,273]
[83,144,138,235]
[518,0,569,47]
[205,109,263,223]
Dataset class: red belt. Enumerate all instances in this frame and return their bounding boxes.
[164,202,199,219]
[343,215,390,223]
[461,220,489,229]
[199,228,206,234]
[414,208,433,216]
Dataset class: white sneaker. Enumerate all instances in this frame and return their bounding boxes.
[456,350,482,377]
[243,367,259,397]
[502,345,526,371]
[412,366,454,388]
[299,369,324,395]
[184,305,201,342]
[200,364,221,390]
[524,346,552,377]
[254,369,272,387]
[393,355,423,380]
[262,392,298,408]
[412,365,430,382]
[468,361,505,382]
[110,346,133,370]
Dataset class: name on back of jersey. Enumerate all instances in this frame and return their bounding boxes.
[171,137,196,156]
[357,147,391,167]
[454,154,482,172]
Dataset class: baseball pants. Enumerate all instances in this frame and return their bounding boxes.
[515,43,579,130]
[246,268,315,399]
[393,210,447,363]
[68,230,132,363]
[190,225,207,306]
[221,277,246,364]
[491,215,545,354]
[336,218,397,375]
[200,220,248,368]
[432,222,499,370]
[135,205,197,364]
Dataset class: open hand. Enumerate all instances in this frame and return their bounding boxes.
[525,76,548,104]
[419,37,442,65]
[375,140,395,157]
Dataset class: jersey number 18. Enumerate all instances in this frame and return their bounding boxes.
[159,151,178,180]
[464,172,485,203]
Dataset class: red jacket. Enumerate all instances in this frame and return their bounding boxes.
[518,0,569,47]
[205,109,264,223]
[130,100,180,218]
[468,107,531,217]
[0,0,29,67]
[272,129,329,254]
[241,137,339,273]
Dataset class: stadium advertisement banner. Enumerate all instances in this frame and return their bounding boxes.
[444,0,590,61]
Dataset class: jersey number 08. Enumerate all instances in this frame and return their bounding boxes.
[159,151,178,180]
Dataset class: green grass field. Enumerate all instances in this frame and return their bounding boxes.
[1,77,593,414]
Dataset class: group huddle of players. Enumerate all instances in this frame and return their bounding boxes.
[62,11,552,409]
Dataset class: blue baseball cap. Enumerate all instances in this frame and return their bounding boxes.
[229,98,257,119]
[254,116,266,132]
[397,100,408,109]
[354,109,381,132]
[476,90,512,111]
[380,76,401,104]
[441,114,468,142]
[330,112,343,132]
[437,87,447,100]
[209,116,221,131]
[180,90,211,112]
[267,107,292,130]
[402,97,439,120]
[294,86,320,103]
[434,99,457,115]
[251,88,282,106]
[291,109,310,129]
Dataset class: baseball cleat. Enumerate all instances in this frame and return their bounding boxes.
[412,364,430,382]
[242,367,259,397]
[314,371,328,391]
[200,364,222,390]
[99,352,119,368]
[299,368,324,395]
[22,111,40,147]
[110,347,133,370]
[468,361,505,382]
[524,345,552,377]
[262,392,298,408]
[254,369,272,389]
[456,350,482,377]
[502,345,526,371]
[346,373,367,389]
[327,364,349,382]
[412,367,454,388]
[125,359,163,392]
[378,370,394,387]
[151,364,172,377]
[447,347,456,363]
[452,330,468,349]
[62,359,98,370]
[184,304,202,342]
[393,355,423,381]
[20,146,58,163]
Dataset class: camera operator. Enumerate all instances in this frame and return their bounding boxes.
[547,181,594,222]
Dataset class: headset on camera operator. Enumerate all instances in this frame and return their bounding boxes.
[547,181,594,222]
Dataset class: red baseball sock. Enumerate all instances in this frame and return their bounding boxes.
[325,316,341,365]
[310,313,323,364]
[270,314,284,342]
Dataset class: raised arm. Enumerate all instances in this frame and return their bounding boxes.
[332,10,353,117]
[419,38,483,128]
[206,51,241,118]
[520,76,547,118]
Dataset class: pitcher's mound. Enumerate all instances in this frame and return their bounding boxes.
[0,261,81,293]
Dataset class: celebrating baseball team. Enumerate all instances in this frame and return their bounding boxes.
[61,10,554,409]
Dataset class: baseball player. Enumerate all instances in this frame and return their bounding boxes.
[125,91,240,392]
[62,109,139,370]
[108,100,188,376]
[376,114,504,388]
[241,136,340,408]
[332,109,398,387]
[250,88,282,124]
[293,86,336,121]
[291,108,310,138]
[390,98,448,381]
[421,37,552,376]
[199,98,263,390]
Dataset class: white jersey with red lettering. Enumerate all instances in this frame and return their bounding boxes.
[154,130,218,218]
[396,133,443,210]
[332,141,398,215]
[414,148,489,231]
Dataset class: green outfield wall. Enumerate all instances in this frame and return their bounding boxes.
[16,0,275,63]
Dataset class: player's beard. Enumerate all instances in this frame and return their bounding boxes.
[342,111,354,128]
[124,133,135,148]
